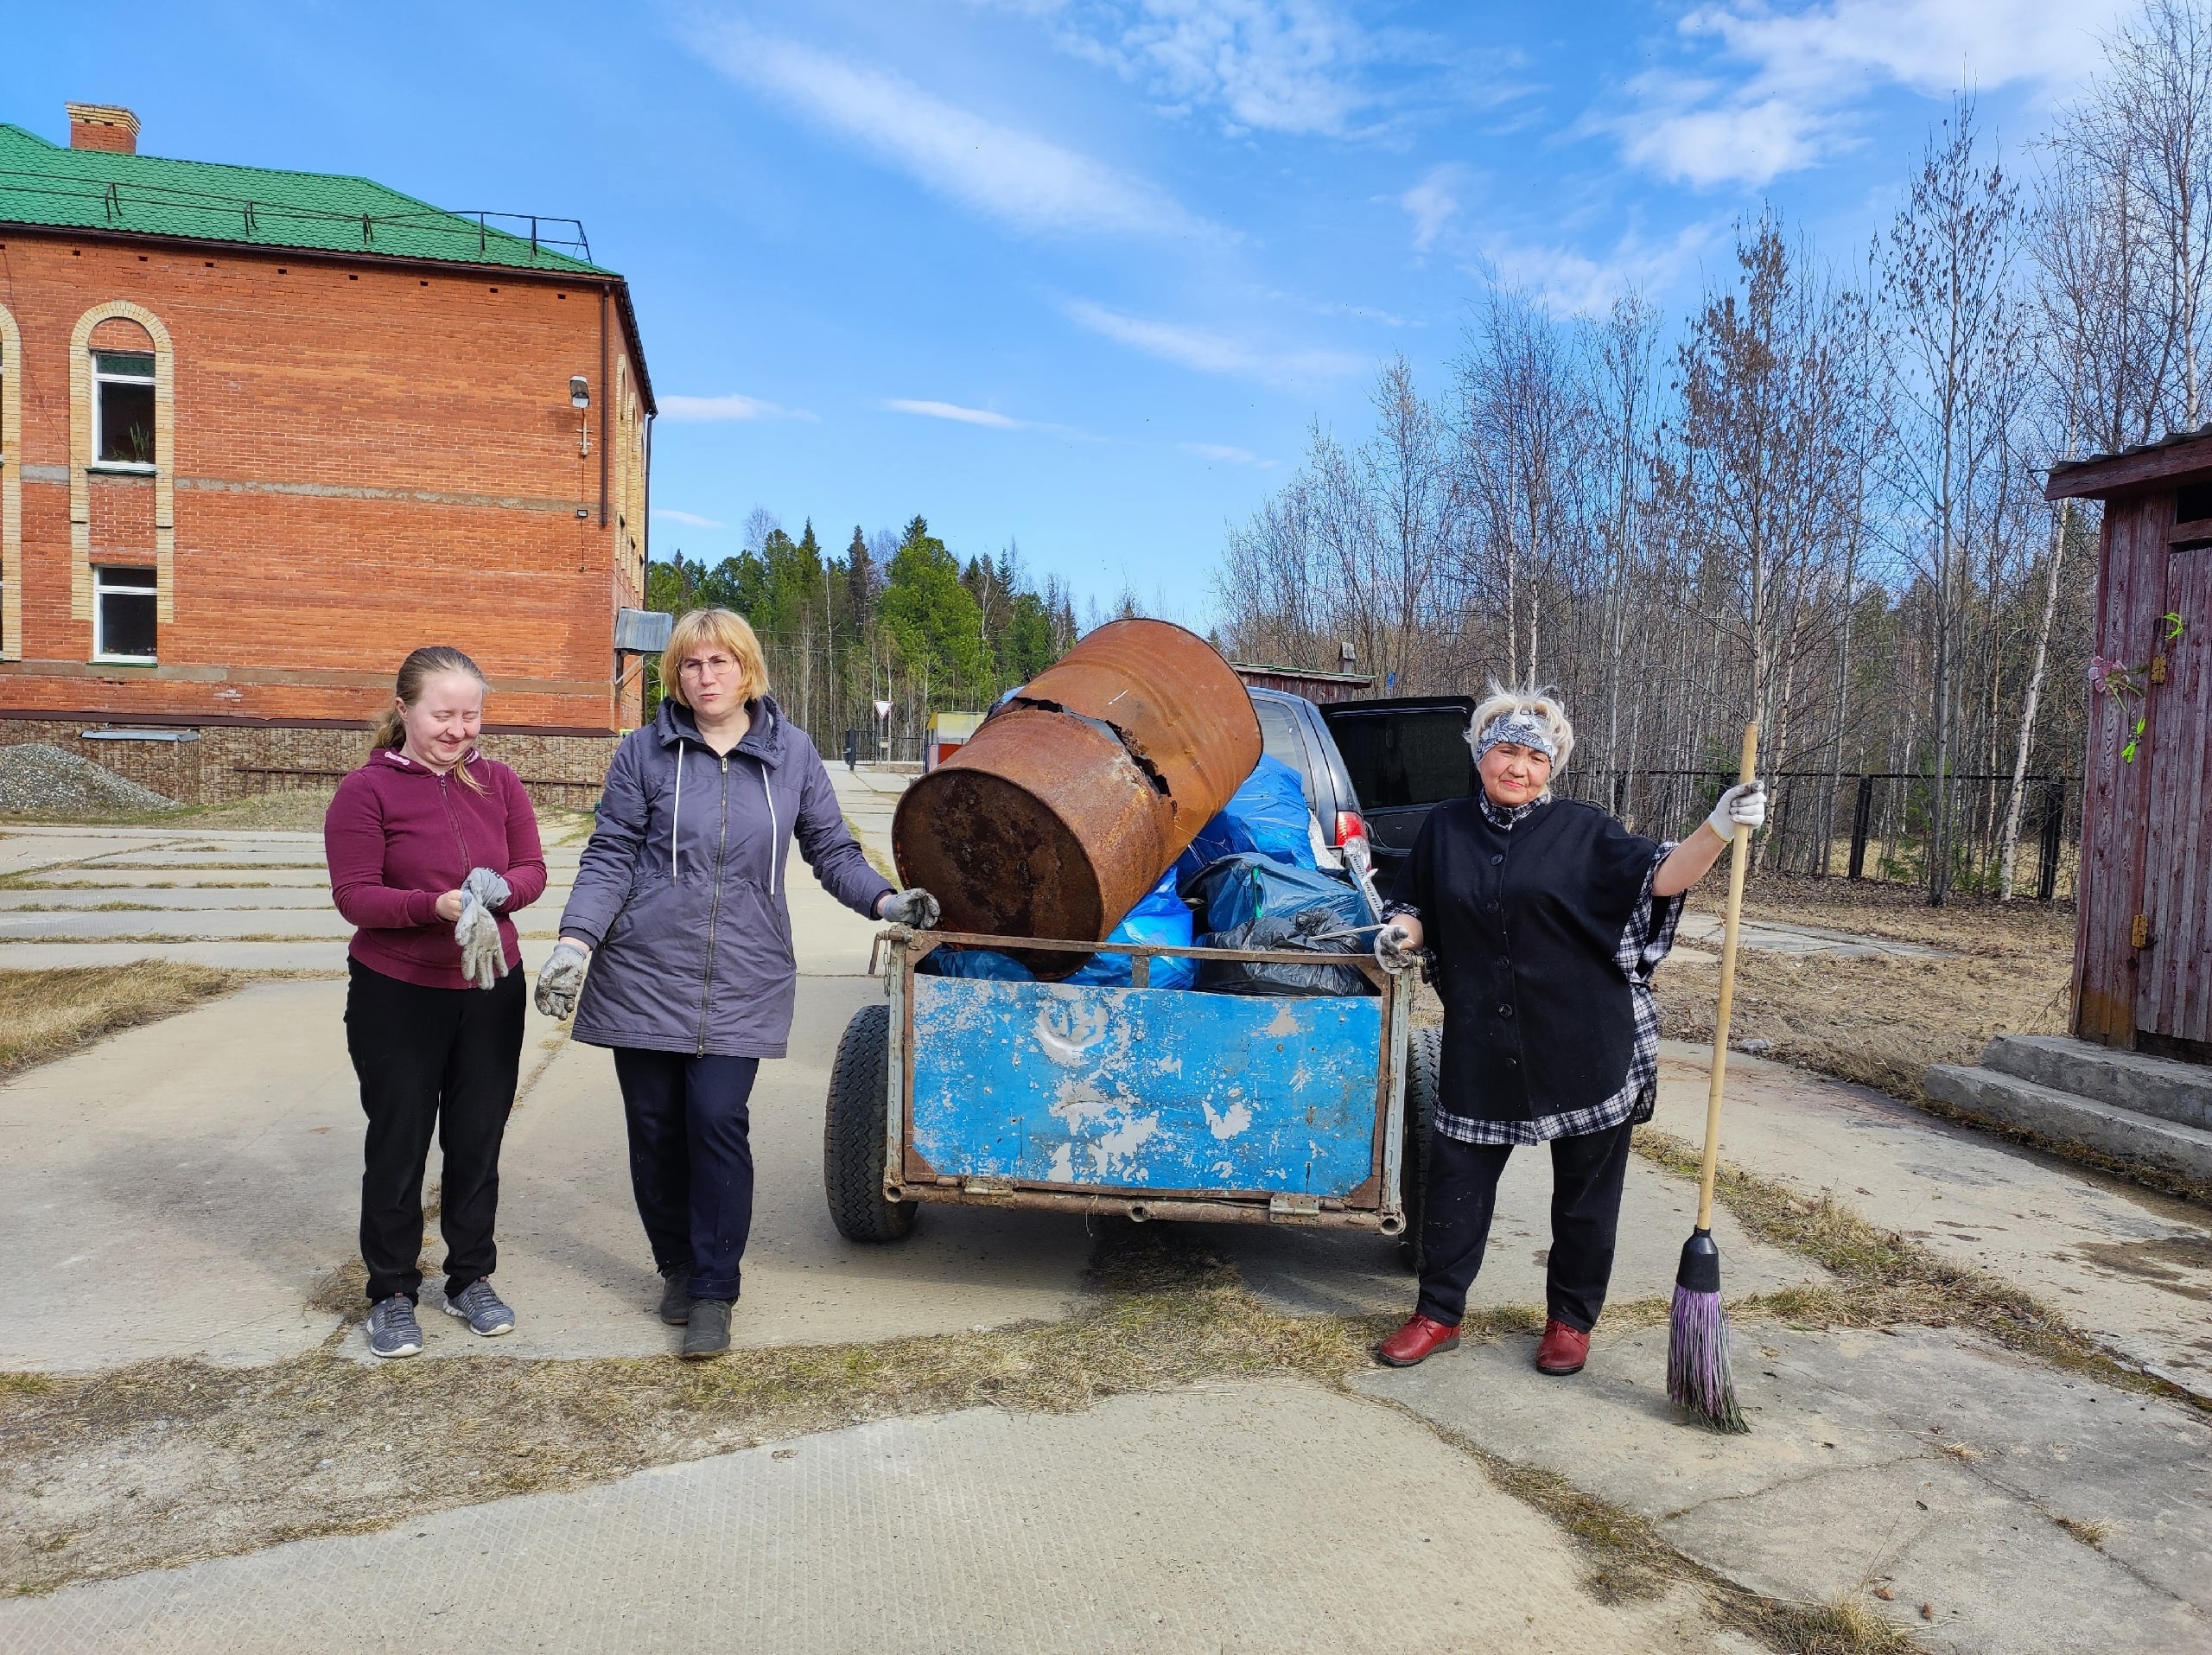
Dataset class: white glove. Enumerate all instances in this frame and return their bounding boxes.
[454,893,507,990]
[1707,780,1767,839]
[879,888,941,928]
[1375,918,1421,972]
[534,939,589,1020]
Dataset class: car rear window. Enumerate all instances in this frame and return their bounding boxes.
[1328,710,1473,809]
[1253,697,1318,809]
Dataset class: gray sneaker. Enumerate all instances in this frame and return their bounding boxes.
[443,1278,516,1337]
[658,1263,694,1327]
[365,1295,423,1359]
[683,1298,734,1360]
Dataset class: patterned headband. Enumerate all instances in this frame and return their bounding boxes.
[1471,710,1558,762]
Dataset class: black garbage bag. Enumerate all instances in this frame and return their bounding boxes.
[1195,905,1375,997]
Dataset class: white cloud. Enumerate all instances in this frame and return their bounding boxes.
[1400,162,1465,253]
[1180,442,1276,466]
[685,22,1205,238]
[1065,299,1364,385]
[886,398,1029,428]
[652,508,727,529]
[658,392,811,422]
[990,0,1484,139]
[1609,0,2125,188]
[1478,221,1719,316]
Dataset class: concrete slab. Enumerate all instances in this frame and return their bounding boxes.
[1360,1322,2212,1654]
[0,941,349,972]
[0,887,339,910]
[1675,911,1950,959]
[0,1379,1722,1655]
[1656,1043,2212,1398]
[0,907,357,939]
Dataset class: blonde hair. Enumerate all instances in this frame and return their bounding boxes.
[1467,683,1576,779]
[659,608,770,708]
[369,646,491,793]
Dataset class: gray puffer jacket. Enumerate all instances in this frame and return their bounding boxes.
[560,696,892,1059]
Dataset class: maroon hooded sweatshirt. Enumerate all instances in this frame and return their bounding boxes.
[325,747,549,990]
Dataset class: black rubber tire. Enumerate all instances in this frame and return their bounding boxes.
[1397,1026,1440,1273]
[823,1003,918,1244]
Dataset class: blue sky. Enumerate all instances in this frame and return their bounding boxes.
[6,0,2129,620]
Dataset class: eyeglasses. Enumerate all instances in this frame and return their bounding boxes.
[677,653,742,678]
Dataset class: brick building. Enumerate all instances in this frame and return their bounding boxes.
[0,104,655,802]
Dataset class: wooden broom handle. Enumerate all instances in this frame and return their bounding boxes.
[1696,722,1758,1232]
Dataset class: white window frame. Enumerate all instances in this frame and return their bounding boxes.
[89,350,157,474]
[92,564,158,664]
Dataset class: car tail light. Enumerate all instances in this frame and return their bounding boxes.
[1334,810,1368,849]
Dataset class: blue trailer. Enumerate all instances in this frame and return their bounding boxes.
[823,926,1439,1250]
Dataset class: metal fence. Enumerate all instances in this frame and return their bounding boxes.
[1560,768,2083,901]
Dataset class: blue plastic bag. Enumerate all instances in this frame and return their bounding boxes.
[920,866,1197,990]
[1185,852,1373,937]
[1172,754,1319,888]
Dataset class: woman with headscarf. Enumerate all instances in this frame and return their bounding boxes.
[532,608,938,1360]
[1371,686,1764,1376]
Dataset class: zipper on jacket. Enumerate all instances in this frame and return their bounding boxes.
[695,752,732,1056]
[437,773,474,881]
[758,760,779,895]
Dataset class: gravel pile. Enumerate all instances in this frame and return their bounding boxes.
[0,744,181,815]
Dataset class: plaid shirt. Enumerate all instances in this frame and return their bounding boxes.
[1395,794,1681,1145]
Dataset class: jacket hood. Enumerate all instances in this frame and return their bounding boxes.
[653,694,790,767]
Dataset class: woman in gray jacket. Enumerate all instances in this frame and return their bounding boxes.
[535,608,937,1359]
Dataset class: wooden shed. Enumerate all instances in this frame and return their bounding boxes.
[2046,436,2212,1060]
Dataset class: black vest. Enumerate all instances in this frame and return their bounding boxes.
[1402,797,1669,1125]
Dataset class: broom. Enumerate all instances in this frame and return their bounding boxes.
[1667,721,1758,1434]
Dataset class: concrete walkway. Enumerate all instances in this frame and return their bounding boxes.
[0,1380,1728,1655]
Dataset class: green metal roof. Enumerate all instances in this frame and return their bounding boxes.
[0,123,611,276]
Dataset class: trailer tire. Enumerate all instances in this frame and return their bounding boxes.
[823,1003,918,1244]
[1397,1026,1440,1272]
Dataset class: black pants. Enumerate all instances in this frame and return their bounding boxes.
[611,1048,761,1301]
[346,958,525,1303]
[1415,1119,1636,1333]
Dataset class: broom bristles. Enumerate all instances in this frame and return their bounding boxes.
[1667,1284,1748,1433]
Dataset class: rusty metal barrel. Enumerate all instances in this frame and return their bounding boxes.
[893,619,1262,973]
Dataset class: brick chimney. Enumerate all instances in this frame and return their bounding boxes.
[67,104,139,155]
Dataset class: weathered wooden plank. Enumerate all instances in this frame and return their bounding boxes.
[2143,547,2212,1042]
[2077,499,2164,1045]
[2046,433,2212,501]
[909,976,1382,1195]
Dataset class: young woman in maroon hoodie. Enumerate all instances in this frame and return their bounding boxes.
[325,646,548,1359]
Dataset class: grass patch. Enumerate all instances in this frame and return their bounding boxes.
[0,963,241,1078]
[1693,871,2075,962]
[1652,950,2069,1104]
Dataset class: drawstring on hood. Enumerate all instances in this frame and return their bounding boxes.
[671,747,683,880]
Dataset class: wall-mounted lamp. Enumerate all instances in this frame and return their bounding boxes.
[571,376,591,457]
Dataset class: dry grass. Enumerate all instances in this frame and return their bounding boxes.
[1694,871,2076,961]
[0,963,241,1078]
[2056,1515,2109,1549]
[1652,949,2071,1102]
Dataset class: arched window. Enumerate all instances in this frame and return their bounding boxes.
[70,302,175,648]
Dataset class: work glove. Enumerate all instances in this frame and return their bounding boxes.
[1706,780,1767,839]
[454,893,506,991]
[878,887,941,929]
[463,866,512,912]
[534,939,589,1021]
[1375,918,1421,973]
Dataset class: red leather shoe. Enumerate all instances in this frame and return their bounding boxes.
[1375,1314,1460,1368]
[1535,1319,1590,1376]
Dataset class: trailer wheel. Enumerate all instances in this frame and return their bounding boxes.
[823,1003,918,1243]
[1397,1027,1440,1272]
